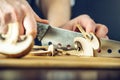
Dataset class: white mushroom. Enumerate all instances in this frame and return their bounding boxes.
[88,33,100,49]
[74,37,94,56]
[76,24,100,47]
[74,33,100,57]
[0,22,34,58]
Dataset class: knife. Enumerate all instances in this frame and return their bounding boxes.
[36,22,120,57]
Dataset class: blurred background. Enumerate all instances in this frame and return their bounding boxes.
[0,69,120,80]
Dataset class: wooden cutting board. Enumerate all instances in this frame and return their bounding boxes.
[0,54,120,69]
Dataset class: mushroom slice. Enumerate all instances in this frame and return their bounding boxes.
[74,37,93,56]
[88,33,100,50]
[75,24,100,50]
[0,22,34,58]
[31,44,55,56]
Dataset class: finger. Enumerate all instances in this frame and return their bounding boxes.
[77,15,96,33]
[26,3,49,24]
[23,14,37,39]
[95,24,108,38]
[20,3,37,38]
[0,11,7,34]
[1,0,25,35]
[12,7,26,35]
[0,1,12,34]
[33,11,49,24]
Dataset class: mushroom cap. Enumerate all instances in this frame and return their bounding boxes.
[0,35,33,58]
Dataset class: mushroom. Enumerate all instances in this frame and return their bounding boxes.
[87,33,100,49]
[73,24,100,57]
[0,22,34,58]
[76,24,100,49]
[74,33,100,57]
[31,44,56,56]
[74,37,93,56]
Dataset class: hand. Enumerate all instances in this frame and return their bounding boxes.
[0,0,48,38]
[62,14,108,38]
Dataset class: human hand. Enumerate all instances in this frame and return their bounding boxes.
[0,0,48,38]
[62,14,108,38]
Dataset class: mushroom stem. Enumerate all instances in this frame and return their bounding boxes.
[6,22,19,44]
[30,44,56,56]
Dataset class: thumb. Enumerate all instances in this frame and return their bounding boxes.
[33,11,48,24]
[23,14,37,39]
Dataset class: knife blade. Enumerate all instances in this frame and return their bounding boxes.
[36,22,120,57]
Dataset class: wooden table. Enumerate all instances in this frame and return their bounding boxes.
[0,55,120,69]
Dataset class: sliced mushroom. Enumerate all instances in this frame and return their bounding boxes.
[74,24,100,57]
[88,33,100,49]
[74,37,94,56]
[76,24,100,48]
[0,22,34,58]
[74,33,100,56]
[31,44,55,56]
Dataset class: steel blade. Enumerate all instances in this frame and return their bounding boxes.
[36,22,120,57]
